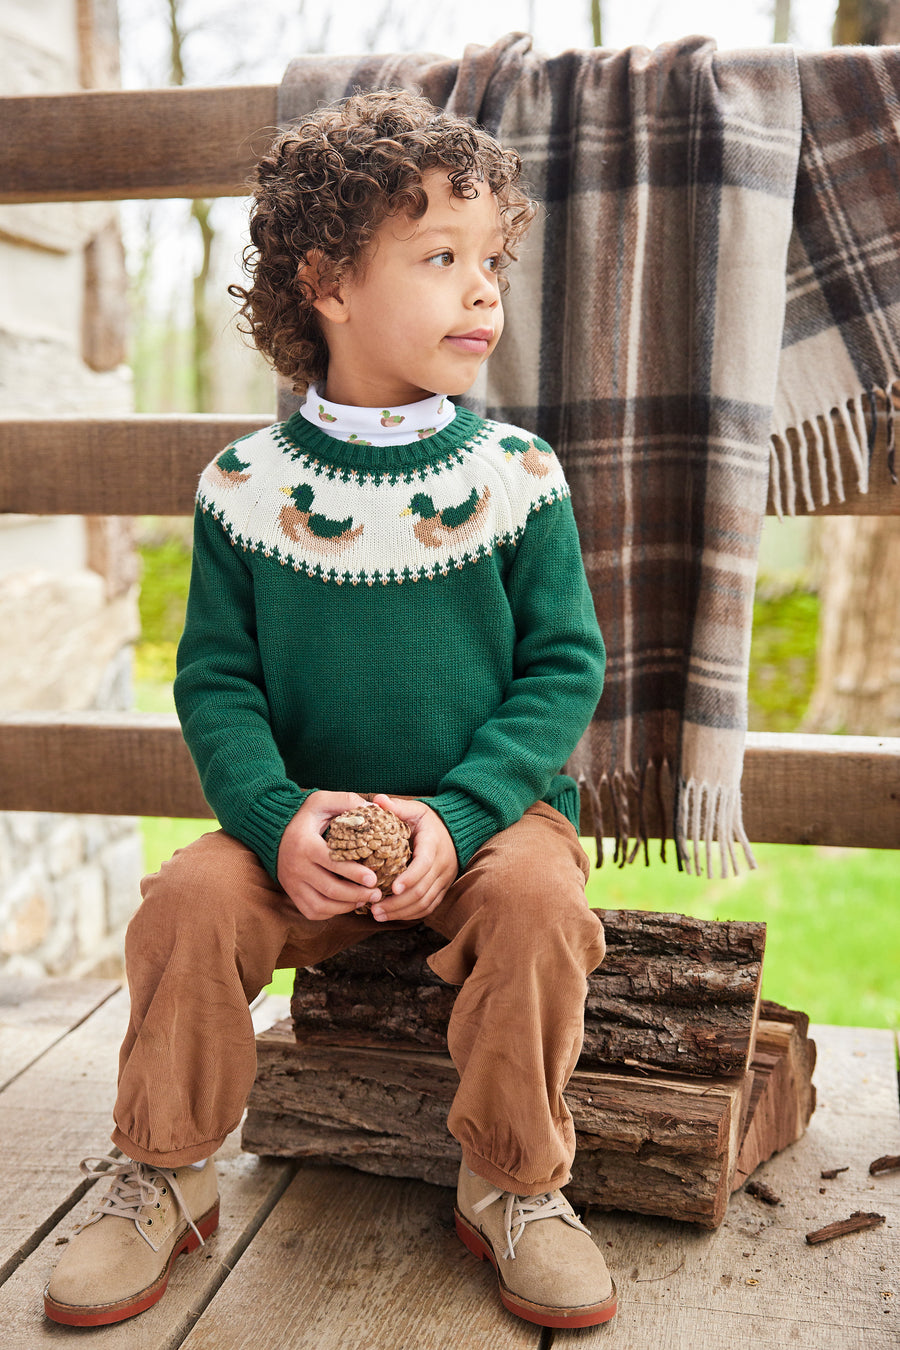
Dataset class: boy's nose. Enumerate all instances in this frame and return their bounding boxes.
[468,272,501,308]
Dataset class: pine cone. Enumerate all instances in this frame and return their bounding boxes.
[326,804,411,913]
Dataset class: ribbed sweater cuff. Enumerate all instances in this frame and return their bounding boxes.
[235,785,314,882]
[425,790,499,870]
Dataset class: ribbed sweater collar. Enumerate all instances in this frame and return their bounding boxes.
[280,403,486,475]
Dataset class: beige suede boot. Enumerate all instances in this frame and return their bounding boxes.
[455,1164,617,1328]
[44,1156,219,1327]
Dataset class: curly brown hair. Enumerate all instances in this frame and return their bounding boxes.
[229,88,536,393]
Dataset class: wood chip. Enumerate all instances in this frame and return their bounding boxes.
[805,1211,886,1245]
[820,1166,849,1179]
[869,1154,900,1175]
[745,1180,781,1205]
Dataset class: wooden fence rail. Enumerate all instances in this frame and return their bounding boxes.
[0,712,897,849]
[0,88,278,201]
[2,416,898,517]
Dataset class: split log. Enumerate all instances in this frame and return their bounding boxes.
[242,1021,752,1227]
[245,916,815,1227]
[731,1002,817,1191]
[244,1002,816,1228]
[290,909,765,1078]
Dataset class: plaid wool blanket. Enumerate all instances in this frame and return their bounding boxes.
[276,35,900,874]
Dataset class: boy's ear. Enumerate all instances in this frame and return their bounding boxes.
[300,250,350,325]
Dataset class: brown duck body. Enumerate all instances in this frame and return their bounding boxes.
[278,504,365,554]
[411,486,492,548]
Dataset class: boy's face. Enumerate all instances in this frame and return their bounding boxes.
[314,169,505,408]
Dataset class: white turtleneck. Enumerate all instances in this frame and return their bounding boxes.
[299,384,455,447]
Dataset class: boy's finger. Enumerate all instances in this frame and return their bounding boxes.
[308,861,380,907]
[309,833,378,888]
[375,876,446,921]
[371,792,421,823]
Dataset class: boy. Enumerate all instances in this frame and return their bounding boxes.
[44,90,615,1330]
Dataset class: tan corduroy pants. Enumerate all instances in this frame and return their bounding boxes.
[112,801,606,1196]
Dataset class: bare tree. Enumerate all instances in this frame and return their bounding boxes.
[773,0,792,43]
[804,0,900,735]
[591,0,602,47]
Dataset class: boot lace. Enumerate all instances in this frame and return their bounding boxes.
[76,1156,205,1254]
[472,1186,591,1261]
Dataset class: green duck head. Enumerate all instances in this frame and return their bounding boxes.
[281,483,315,511]
[405,493,440,520]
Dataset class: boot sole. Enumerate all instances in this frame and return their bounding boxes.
[454,1208,618,1329]
[43,1200,220,1327]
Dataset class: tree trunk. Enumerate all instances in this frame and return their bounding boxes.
[806,0,900,736]
[773,0,792,43]
[806,516,900,733]
[168,0,216,413]
[833,0,900,42]
[591,0,602,47]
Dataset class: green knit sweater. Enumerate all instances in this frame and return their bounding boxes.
[174,405,605,880]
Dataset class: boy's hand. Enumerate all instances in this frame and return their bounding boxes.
[369,794,458,921]
[277,791,384,921]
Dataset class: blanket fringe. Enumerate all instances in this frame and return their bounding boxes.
[675,777,757,879]
[770,382,900,517]
[582,761,755,877]
[582,762,668,870]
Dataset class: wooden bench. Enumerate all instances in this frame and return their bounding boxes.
[1,84,897,1233]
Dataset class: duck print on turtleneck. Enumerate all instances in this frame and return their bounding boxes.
[299,384,455,446]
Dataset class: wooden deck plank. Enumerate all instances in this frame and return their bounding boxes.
[178,1167,541,1350]
[0,992,293,1347]
[570,1025,900,1349]
[0,989,130,1283]
[0,1121,297,1349]
[0,988,284,1281]
[0,989,896,1347]
[0,977,118,1092]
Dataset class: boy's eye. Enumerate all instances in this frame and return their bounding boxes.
[484,254,501,273]
[428,250,454,268]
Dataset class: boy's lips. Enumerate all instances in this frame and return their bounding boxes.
[444,328,493,354]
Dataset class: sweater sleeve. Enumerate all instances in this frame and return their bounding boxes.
[174,503,312,879]
[422,493,605,867]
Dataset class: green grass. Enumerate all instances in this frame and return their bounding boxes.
[583,842,899,1029]
[747,589,819,732]
[134,534,898,1030]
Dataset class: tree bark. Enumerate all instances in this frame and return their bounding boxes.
[807,0,900,737]
[289,912,765,1079]
[244,1004,816,1228]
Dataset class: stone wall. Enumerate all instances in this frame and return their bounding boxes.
[0,0,144,979]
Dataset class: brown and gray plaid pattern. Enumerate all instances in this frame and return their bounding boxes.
[277,35,899,874]
[774,48,900,510]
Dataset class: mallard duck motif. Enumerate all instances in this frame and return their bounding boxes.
[347,433,372,445]
[500,434,553,478]
[279,484,364,554]
[416,427,437,440]
[212,444,251,485]
[318,405,337,423]
[381,410,405,427]
[402,485,491,549]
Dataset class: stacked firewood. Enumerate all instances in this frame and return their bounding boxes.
[243,910,816,1228]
